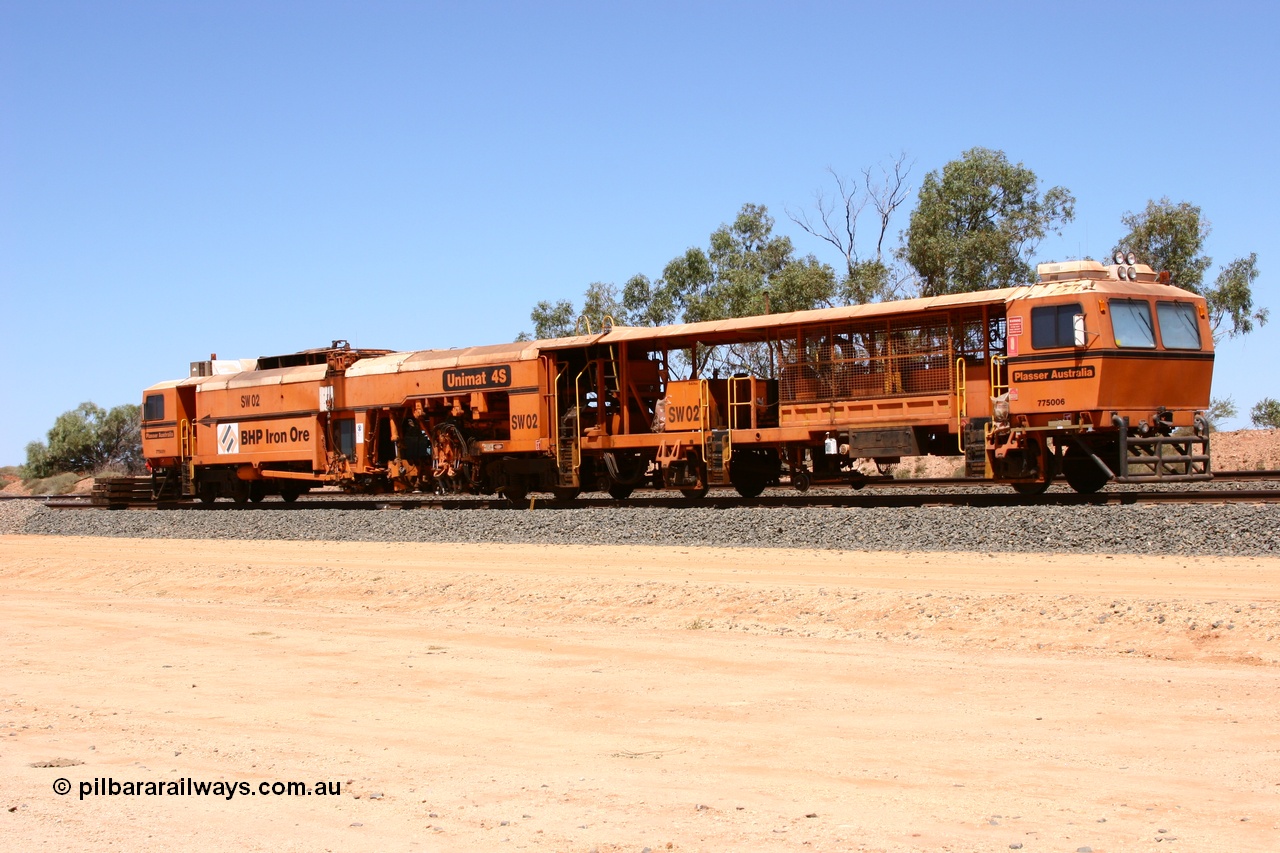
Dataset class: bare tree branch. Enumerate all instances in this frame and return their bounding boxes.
[864,152,913,261]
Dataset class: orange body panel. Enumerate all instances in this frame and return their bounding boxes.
[140,261,1216,499]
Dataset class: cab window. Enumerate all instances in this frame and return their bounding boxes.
[336,419,355,458]
[1156,301,1202,350]
[143,394,165,422]
[1110,299,1156,348]
[1030,303,1083,349]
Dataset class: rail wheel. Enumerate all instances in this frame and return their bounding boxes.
[1011,479,1051,497]
[198,483,217,505]
[729,449,773,499]
[792,470,812,493]
[280,486,302,503]
[607,484,634,500]
[1062,448,1111,495]
[249,482,266,503]
[730,468,767,499]
[503,486,527,505]
[680,485,710,500]
[552,486,582,503]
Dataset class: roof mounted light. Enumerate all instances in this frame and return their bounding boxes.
[1126,266,1138,281]
[1125,251,1136,265]
[1114,251,1126,265]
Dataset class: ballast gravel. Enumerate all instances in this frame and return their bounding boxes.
[4,497,1277,556]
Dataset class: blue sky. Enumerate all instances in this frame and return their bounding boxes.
[2,1,1276,464]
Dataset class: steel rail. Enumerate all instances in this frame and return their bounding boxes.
[20,468,1279,503]
[40,486,1280,512]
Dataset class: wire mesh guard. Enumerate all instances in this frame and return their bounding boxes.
[778,313,989,403]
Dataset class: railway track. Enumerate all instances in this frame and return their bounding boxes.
[31,470,1280,512]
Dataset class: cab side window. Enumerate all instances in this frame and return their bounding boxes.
[1030,303,1083,349]
[1111,299,1156,348]
[143,394,165,422]
[1156,301,1202,350]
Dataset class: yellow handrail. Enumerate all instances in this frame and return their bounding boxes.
[986,353,1008,447]
[725,378,744,464]
[955,357,967,451]
[571,362,592,476]
[546,357,562,456]
[698,379,710,462]
[990,353,1007,399]
[180,418,192,458]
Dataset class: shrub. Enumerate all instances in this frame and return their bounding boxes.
[1205,396,1237,432]
[24,472,81,495]
[1251,397,1280,429]
[22,401,142,478]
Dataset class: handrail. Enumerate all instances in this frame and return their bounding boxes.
[571,362,593,476]
[701,379,711,438]
[545,356,561,456]
[986,353,1008,446]
[180,418,192,459]
[955,357,967,451]
[725,378,747,463]
[990,353,1007,399]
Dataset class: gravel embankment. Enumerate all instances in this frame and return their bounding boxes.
[4,498,1277,556]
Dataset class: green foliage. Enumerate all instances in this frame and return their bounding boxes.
[1114,199,1267,339]
[23,472,81,496]
[1204,397,1238,432]
[518,283,628,341]
[520,202,837,340]
[516,299,573,341]
[1208,253,1268,338]
[903,147,1075,296]
[1114,198,1212,293]
[22,402,143,478]
[642,203,835,326]
[841,259,893,305]
[1251,397,1280,429]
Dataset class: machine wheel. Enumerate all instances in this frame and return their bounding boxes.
[729,466,767,499]
[607,483,634,500]
[503,486,528,505]
[1062,448,1111,495]
[848,471,867,491]
[280,486,302,503]
[792,470,812,493]
[729,450,772,499]
[680,485,710,500]
[1011,479,1051,497]
[249,482,267,503]
[552,486,581,503]
[198,484,217,505]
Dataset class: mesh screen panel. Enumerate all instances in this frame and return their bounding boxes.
[779,312,990,403]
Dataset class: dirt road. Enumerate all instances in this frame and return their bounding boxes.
[2,535,1278,851]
